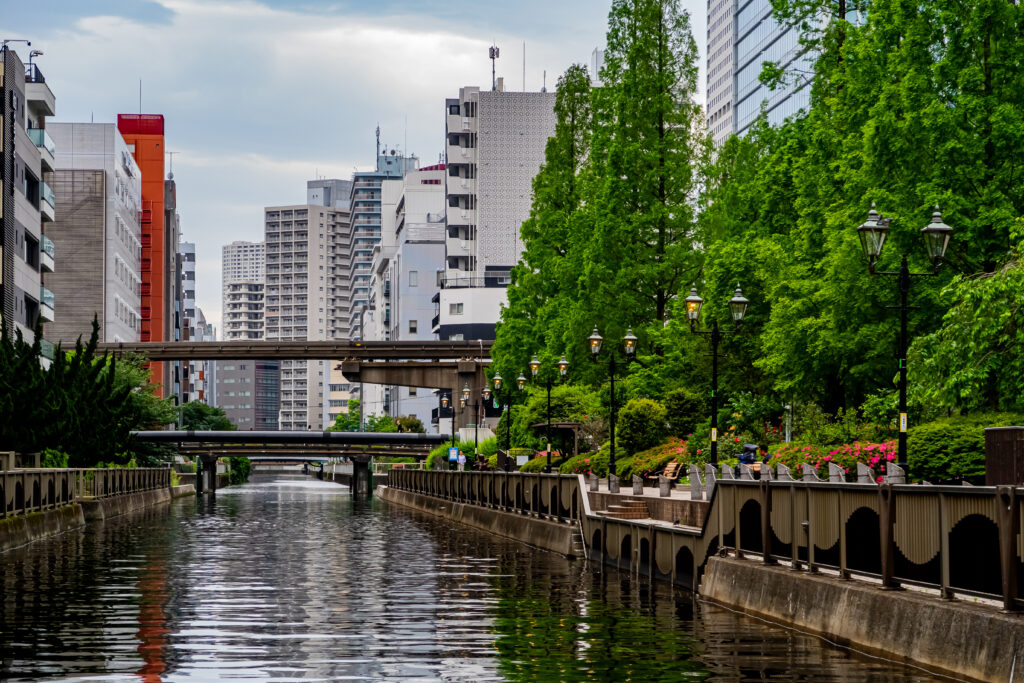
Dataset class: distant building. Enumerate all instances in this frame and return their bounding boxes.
[357,164,446,432]
[223,281,264,341]
[706,0,841,145]
[221,240,264,308]
[307,178,352,209]
[264,204,349,430]
[436,84,555,342]
[47,122,143,344]
[216,359,279,430]
[1,47,57,353]
[117,113,177,397]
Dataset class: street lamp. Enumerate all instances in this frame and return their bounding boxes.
[475,384,492,465]
[528,353,569,473]
[493,372,526,471]
[857,204,952,475]
[440,392,456,470]
[686,285,749,465]
[587,327,637,481]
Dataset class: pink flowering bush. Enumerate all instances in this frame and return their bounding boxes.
[767,440,896,480]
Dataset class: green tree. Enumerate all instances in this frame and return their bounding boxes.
[180,401,235,431]
[395,415,425,433]
[327,398,361,431]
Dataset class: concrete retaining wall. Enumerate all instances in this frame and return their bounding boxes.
[588,491,707,526]
[0,504,85,553]
[80,488,172,522]
[700,556,1023,682]
[380,486,577,557]
[170,484,195,498]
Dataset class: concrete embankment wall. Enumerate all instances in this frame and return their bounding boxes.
[0,504,86,553]
[80,486,191,522]
[701,556,1022,683]
[380,487,577,557]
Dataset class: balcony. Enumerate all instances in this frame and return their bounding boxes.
[40,234,55,272]
[40,286,55,322]
[383,280,391,297]
[446,235,473,258]
[40,182,55,222]
[28,128,56,172]
[446,112,471,133]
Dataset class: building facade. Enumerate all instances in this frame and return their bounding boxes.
[707,0,828,146]
[357,164,446,431]
[1,47,57,351]
[223,281,264,341]
[215,359,279,430]
[264,204,347,430]
[436,85,555,342]
[117,114,176,396]
[221,240,264,305]
[46,122,142,344]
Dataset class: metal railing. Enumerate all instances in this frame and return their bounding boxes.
[389,469,586,525]
[390,468,1024,609]
[708,478,1024,611]
[0,468,171,519]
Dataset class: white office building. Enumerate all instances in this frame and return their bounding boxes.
[435,84,556,342]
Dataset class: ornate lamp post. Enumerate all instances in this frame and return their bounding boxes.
[685,285,749,465]
[441,393,455,470]
[492,372,527,471]
[587,327,637,480]
[476,384,492,466]
[529,353,569,473]
[856,204,952,474]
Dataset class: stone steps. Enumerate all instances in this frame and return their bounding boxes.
[603,500,650,520]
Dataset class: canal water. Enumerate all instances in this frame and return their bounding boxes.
[0,475,944,681]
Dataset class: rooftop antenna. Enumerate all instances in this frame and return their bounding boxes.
[523,42,526,91]
[376,124,381,159]
[489,44,500,91]
[542,70,547,93]
[167,151,176,179]
[139,79,142,114]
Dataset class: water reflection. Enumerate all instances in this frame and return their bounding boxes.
[0,475,941,681]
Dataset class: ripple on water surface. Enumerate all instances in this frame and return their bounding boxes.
[0,474,944,681]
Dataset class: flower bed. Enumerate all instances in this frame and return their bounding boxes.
[767,440,896,481]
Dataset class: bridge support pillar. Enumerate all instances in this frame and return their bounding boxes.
[351,456,372,498]
[197,453,219,495]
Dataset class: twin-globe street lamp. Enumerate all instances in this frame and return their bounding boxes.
[856,204,953,474]
[490,371,527,471]
[586,328,638,480]
[684,285,750,465]
[528,353,569,473]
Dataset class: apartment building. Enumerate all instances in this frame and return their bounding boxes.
[221,240,264,301]
[216,359,279,430]
[436,84,555,342]
[264,204,348,430]
[356,164,446,431]
[1,47,57,352]
[46,122,142,344]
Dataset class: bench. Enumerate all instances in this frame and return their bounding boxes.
[662,460,683,481]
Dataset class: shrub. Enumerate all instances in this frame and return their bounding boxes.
[617,398,667,455]
[229,456,251,485]
[767,443,834,479]
[41,448,69,468]
[627,437,689,480]
[519,455,568,473]
[663,388,704,438]
[478,437,499,460]
[908,413,1024,483]
[767,441,897,481]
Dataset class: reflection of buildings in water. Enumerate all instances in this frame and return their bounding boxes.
[135,554,170,680]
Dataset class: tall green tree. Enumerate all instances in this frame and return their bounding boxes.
[587,0,705,328]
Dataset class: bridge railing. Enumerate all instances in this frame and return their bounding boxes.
[712,479,1024,610]
[1,467,172,519]
[388,468,586,524]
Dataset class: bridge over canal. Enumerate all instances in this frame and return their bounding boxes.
[104,340,494,430]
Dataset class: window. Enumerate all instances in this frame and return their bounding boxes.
[409,270,418,287]
[449,302,464,315]
[450,333,464,341]
[409,387,417,397]
[409,320,418,334]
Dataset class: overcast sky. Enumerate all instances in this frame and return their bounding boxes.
[3,0,706,330]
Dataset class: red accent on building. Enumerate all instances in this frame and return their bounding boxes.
[118,114,167,396]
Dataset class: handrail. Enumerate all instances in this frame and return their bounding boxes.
[0,467,171,519]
